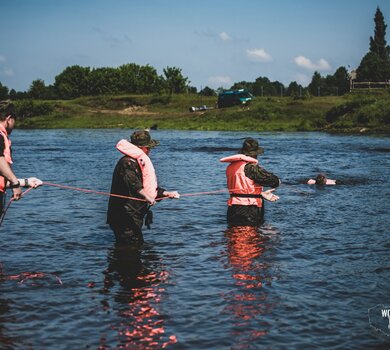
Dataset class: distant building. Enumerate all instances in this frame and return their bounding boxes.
[349,70,357,92]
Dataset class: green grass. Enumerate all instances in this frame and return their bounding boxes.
[16,91,390,134]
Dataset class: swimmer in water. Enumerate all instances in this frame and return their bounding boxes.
[307,173,336,185]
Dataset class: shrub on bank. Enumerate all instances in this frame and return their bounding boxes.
[15,99,54,118]
[13,92,389,133]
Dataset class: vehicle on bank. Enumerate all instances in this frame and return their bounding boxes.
[217,89,253,108]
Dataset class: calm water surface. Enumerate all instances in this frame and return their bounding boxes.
[0,130,389,349]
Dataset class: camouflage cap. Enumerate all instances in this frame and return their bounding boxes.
[239,137,264,156]
[130,130,159,148]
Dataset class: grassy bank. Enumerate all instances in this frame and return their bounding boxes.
[16,90,390,134]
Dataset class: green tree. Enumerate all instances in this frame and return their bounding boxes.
[308,71,325,96]
[332,66,350,95]
[137,65,161,93]
[271,80,285,96]
[286,81,302,97]
[54,65,90,99]
[370,7,390,59]
[89,67,120,95]
[253,77,273,96]
[357,7,390,81]
[28,79,46,99]
[163,66,188,94]
[118,63,141,93]
[0,82,9,100]
[357,52,390,81]
[199,86,216,96]
[44,85,59,100]
[188,86,197,94]
[118,63,163,94]
[9,89,17,100]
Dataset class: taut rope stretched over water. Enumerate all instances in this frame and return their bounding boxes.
[41,181,233,201]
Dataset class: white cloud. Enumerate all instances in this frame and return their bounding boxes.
[246,48,272,62]
[0,55,6,63]
[294,56,331,71]
[219,31,231,41]
[208,75,232,87]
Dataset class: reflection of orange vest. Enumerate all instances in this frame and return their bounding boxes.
[116,139,158,200]
[0,125,12,193]
[220,154,263,207]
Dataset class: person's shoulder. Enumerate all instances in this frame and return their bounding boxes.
[244,162,261,174]
[244,162,257,169]
[118,155,139,169]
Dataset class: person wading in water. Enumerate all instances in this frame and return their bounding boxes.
[220,137,280,228]
[0,100,42,216]
[107,130,179,246]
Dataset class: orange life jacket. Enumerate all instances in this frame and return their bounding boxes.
[0,124,12,193]
[220,154,263,207]
[116,139,158,201]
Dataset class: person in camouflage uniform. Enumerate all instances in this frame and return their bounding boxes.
[107,130,179,245]
[221,137,280,227]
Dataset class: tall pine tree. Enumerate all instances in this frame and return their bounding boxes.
[357,7,390,82]
[369,7,390,59]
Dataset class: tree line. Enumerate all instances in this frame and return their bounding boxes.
[0,7,388,101]
[0,64,192,100]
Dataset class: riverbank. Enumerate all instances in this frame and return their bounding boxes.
[16,91,390,134]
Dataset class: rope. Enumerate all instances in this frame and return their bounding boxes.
[0,187,34,227]
[42,181,146,201]
[42,181,234,201]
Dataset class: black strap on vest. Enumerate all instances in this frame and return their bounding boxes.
[230,193,262,198]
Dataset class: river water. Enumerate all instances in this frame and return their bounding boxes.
[0,130,389,349]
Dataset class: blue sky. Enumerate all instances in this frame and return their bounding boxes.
[1,0,389,91]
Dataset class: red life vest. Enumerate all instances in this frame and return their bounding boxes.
[220,154,263,207]
[116,139,158,201]
[0,124,13,193]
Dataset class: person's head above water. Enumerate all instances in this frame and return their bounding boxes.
[239,137,264,158]
[307,174,336,185]
[315,173,327,185]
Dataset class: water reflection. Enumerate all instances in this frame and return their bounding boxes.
[222,226,277,349]
[0,300,14,350]
[101,243,177,349]
[0,264,14,349]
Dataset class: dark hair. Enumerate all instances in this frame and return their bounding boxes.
[0,100,16,121]
[315,174,327,185]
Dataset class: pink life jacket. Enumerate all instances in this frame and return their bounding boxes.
[116,139,158,201]
[220,154,263,207]
[0,124,13,193]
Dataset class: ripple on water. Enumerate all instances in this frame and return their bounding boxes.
[0,130,389,349]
